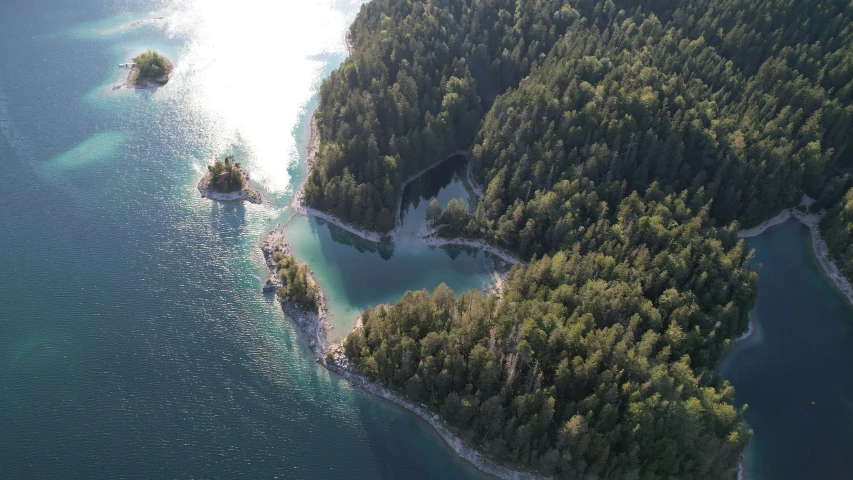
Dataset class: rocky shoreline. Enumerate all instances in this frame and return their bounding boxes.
[417,225,524,265]
[289,113,384,242]
[733,317,755,345]
[345,29,354,56]
[324,346,546,480]
[294,111,492,248]
[270,103,546,479]
[732,194,853,480]
[738,455,749,480]
[467,158,484,197]
[795,210,853,308]
[738,194,853,308]
[261,227,329,359]
[260,226,544,479]
[269,31,548,477]
[736,209,793,238]
[287,101,801,479]
[197,172,263,204]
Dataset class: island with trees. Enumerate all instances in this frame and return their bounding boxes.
[197,155,262,204]
[121,50,173,89]
[280,0,853,477]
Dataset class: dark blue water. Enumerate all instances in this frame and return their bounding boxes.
[721,221,853,479]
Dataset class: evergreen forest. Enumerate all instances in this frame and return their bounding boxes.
[133,50,172,85]
[206,155,246,193]
[315,0,853,476]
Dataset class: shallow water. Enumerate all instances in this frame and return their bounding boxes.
[2,0,852,478]
[286,213,500,337]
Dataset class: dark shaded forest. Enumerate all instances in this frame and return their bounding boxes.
[321,0,853,477]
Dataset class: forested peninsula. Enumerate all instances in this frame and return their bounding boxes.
[297,0,853,477]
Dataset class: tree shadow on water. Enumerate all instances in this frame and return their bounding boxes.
[207,200,247,243]
[438,243,484,261]
[399,155,468,221]
[320,218,396,260]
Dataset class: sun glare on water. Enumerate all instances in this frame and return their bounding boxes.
[163,0,357,193]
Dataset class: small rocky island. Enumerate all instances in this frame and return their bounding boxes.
[197,155,262,204]
[114,50,173,90]
[130,50,172,86]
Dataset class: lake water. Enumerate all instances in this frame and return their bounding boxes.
[1,0,851,478]
[721,221,853,479]
[0,0,491,477]
[287,151,499,337]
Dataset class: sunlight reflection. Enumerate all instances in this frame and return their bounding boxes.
[165,0,355,193]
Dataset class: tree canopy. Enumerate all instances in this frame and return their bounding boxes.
[273,251,319,311]
[327,0,853,476]
[351,186,759,476]
[304,0,582,232]
[822,186,853,281]
[206,156,245,193]
[133,50,171,85]
[305,0,853,234]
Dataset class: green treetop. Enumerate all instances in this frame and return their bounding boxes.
[273,251,319,311]
[206,156,245,193]
[133,50,172,85]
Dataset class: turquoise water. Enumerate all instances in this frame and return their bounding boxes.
[0,1,492,477]
[287,213,499,337]
[2,1,852,478]
[287,154,499,337]
[721,221,853,479]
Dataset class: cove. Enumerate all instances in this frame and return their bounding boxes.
[721,220,853,479]
[286,148,503,339]
[283,156,502,338]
